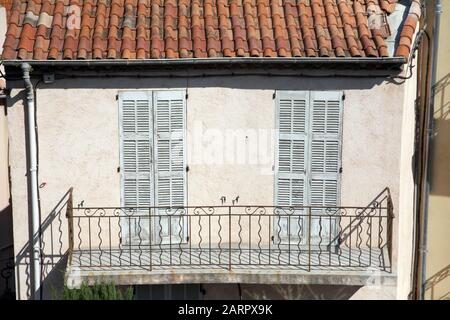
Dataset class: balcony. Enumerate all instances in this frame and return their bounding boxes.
[62,188,395,288]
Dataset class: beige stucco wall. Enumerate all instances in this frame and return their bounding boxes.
[7,75,412,299]
[424,0,450,301]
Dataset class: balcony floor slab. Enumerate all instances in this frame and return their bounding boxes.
[66,247,395,288]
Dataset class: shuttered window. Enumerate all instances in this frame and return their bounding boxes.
[119,91,186,209]
[275,90,343,209]
[119,91,186,243]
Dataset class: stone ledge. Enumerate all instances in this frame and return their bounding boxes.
[66,266,397,288]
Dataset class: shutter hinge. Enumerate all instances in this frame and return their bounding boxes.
[342,93,346,101]
[185,93,189,99]
[339,167,343,173]
[272,92,276,99]
[115,94,119,101]
[271,236,274,241]
[117,166,120,173]
[186,236,190,242]
[186,165,190,172]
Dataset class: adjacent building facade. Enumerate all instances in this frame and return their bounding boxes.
[413,0,450,300]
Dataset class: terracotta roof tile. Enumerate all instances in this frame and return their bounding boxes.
[284,0,302,57]
[298,0,316,57]
[380,0,398,14]
[135,0,148,59]
[257,0,276,57]
[395,0,421,59]
[217,0,234,57]
[1,0,419,61]
[230,0,248,57]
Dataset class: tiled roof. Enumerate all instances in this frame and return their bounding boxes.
[1,0,419,61]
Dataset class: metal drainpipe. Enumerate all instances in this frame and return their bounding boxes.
[21,63,41,300]
[419,0,441,300]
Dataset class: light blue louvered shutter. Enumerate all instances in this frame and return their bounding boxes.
[119,91,153,243]
[309,91,343,245]
[154,91,186,243]
[275,91,309,242]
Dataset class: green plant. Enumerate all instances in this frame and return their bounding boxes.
[59,281,134,300]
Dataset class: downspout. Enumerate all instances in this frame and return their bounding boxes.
[418,0,441,300]
[21,63,41,300]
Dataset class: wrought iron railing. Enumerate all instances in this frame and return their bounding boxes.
[66,188,394,272]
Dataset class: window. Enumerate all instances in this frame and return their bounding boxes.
[275,91,343,244]
[119,91,187,244]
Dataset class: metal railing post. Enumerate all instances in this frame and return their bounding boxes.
[387,192,394,272]
[228,206,232,271]
[65,188,74,266]
[308,207,312,272]
[149,208,152,271]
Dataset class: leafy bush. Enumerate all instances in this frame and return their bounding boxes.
[59,282,133,300]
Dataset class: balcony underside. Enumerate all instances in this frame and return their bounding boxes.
[66,246,395,288]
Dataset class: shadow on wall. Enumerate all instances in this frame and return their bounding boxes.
[424,264,450,300]
[433,73,450,120]
[5,72,389,92]
[242,284,361,300]
[202,284,361,300]
[430,73,450,197]
[15,189,71,300]
[1,93,15,299]
[0,256,15,300]
[0,204,15,300]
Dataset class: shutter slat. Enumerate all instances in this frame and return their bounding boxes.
[312,100,326,134]
[311,140,325,173]
[310,179,324,207]
[276,178,304,206]
[325,141,339,173]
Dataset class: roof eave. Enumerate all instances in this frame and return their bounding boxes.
[2,57,406,70]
